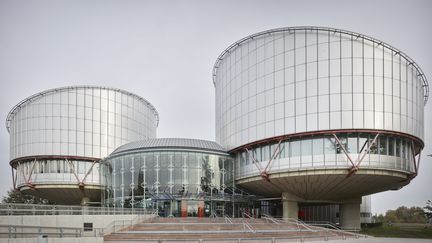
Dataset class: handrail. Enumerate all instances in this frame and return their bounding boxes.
[261,215,315,232]
[0,203,156,216]
[0,224,84,238]
[261,213,279,224]
[240,211,255,233]
[304,221,365,238]
[209,211,218,218]
[102,210,158,236]
[304,221,340,230]
[224,215,233,224]
[242,221,254,233]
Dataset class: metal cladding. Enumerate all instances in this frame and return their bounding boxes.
[213,26,428,151]
[111,138,227,155]
[6,86,158,204]
[212,27,428,200]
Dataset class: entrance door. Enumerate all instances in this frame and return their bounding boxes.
[181,200,188,217]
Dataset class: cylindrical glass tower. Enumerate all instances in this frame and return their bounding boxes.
[6,86,159,204]
[212,27,428,228]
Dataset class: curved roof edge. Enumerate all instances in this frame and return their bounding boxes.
[6,85,159,132]
[212,26,429,104]
[110,138,228,156]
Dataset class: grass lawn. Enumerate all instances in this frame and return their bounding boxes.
[361,224,432,239]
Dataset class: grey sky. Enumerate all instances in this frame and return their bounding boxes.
[0,0,431,214]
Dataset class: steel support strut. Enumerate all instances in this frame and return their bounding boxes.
[66,159,99,190]
[332,134,356,167]
[245,148,264,173]
[348,134,380,176]
[26,159,37,188]
[409,141,421,179]
[80,160,98,190]
[245,140,284,182]
[66,159,81,185]
[18,160,36,189]
[331,133,379,177]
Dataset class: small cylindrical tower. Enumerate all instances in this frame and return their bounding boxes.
[6,86,159,204]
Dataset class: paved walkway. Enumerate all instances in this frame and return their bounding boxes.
[107,238,432,243]
[310,238,432,243]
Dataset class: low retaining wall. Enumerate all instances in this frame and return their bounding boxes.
[0,237,103,243]
[0,214,155,242]
[0,214,139,229]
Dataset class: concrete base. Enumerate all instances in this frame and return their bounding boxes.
[0,237,103,243]
[282,192,302,220]
[340,198,361,230]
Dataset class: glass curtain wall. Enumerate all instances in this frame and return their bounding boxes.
[235,133,419,179]
[102,150,237,217]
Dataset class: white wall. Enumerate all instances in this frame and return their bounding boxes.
[0,237,103,243]
[0,214,138,229]
[0,214,154,242]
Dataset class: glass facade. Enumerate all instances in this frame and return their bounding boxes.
[8,86,158,160]
[15,158,100,186]
[7,86,159,193]
[101,145,238,217]
[213,27,427,150]
[235,133,418,179]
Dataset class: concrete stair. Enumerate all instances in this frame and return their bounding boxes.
[104,217,361,242]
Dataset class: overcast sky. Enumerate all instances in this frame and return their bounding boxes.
[0,0,431,214]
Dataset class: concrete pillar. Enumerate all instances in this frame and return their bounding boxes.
[339,198,361,230]
[282,192,301,220]
[80,197,90,206]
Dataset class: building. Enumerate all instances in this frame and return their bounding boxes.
[101,138,254,217]
[4,27,428,229]
[7,86,159,204]
[212,27,428,229]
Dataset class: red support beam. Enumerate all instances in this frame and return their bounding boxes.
[229,129,423,154]
[26,159,37,184]
[332,134,355,167]
[245,140,284,182]
[65,159,81,185]
[245,148,264,173]
[80,160,98,187]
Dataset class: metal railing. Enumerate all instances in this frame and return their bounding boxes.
[304,220,340,230]
[102,210,158,236]
[224,215,233,224]
[103,214,368,242]
[0,224,102,238]
[302,220,366,239]
[0,203,156,216]
[112,235,365,242]
[261,213,315,231]
[0,212,158,238]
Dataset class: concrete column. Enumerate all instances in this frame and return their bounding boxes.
[282,192,301,220]
[80,196,90,206]
[339,198,361,230]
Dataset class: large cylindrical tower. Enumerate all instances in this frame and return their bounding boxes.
[212,27,428,228]
[6,86,159,204]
